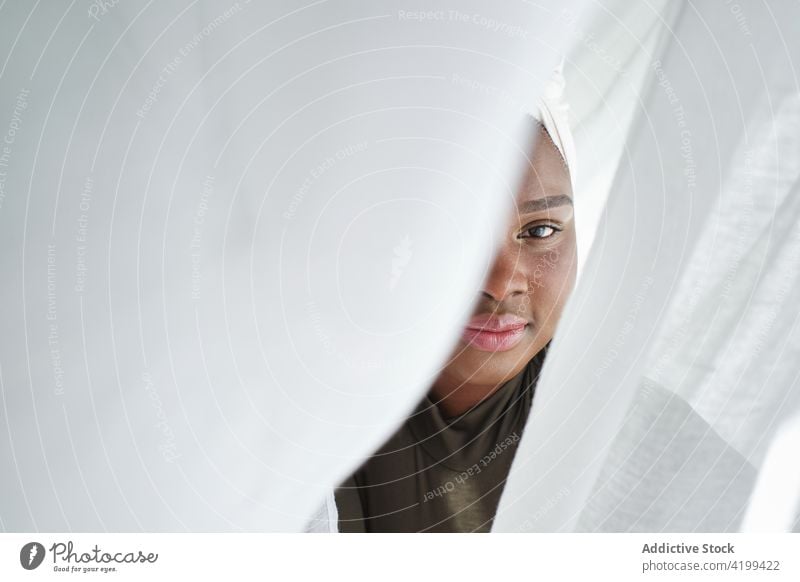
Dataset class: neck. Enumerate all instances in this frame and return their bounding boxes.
[428,375,506,419]
[429,347,548,418]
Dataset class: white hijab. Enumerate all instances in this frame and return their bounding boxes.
[528,64,576,186]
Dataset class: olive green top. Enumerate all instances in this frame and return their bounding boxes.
[335,349,546,533]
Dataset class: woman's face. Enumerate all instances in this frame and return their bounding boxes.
[437,126,577,391]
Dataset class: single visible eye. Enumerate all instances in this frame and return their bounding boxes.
[520,224,560,239]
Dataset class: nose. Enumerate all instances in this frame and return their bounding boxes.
[481,243,527,302]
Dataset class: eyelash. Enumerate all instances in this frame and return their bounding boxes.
[518,223,562,240]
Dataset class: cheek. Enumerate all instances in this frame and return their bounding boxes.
[524,242,577,326]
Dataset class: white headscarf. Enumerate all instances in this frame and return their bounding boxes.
[527,64,576,187]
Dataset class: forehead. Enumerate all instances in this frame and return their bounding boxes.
[516,124,572,202]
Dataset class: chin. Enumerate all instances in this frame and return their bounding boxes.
[449,342,535,387]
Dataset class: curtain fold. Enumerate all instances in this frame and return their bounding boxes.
[493,0,800,533]
[0,0,588,532]
[2,0,798,535]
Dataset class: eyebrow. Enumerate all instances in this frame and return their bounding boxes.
[517,195,573,214]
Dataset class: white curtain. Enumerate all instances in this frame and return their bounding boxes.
[2,0,799,535]
[493,0,800,532]
[0,0,587,532]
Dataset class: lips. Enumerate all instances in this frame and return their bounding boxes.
[461,313,528,352]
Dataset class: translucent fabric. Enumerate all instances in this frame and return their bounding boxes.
[493,0,800,533]
[1,0,798,535]
[0,0,586,532]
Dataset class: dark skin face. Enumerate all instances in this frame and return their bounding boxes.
[430,125,577,417]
